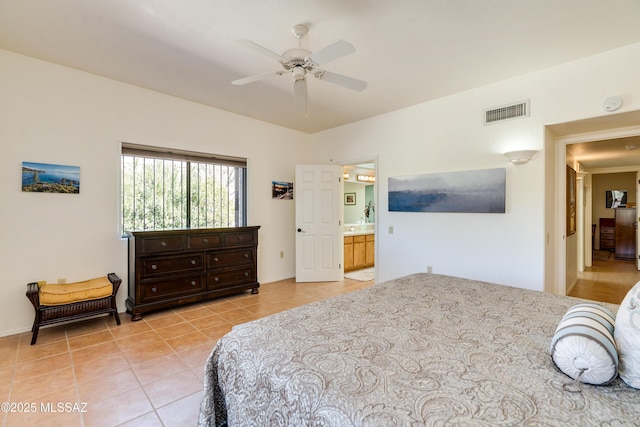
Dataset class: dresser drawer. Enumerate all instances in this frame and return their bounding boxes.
[188,234,223,250]
[207,266,256,291]
[601,237,615,246]
[142,254,203,277]
[140,275,203,302]
[140,236,185,254]
[207,248,255,269]
[224,231,257,247]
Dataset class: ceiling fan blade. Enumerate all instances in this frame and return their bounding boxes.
[317,70,367,92]
[308,40,355,65]
[237,39,285,62]
[293,76,307,108]
[232,70,283,85]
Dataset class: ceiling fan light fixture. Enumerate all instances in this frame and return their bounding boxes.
[282,49,311,62]
[232,24,368,111]
[291,24,309,40]
[292,66,306,82]
[293,71,307,109]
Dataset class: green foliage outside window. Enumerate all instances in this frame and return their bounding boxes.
[121,151,245,233]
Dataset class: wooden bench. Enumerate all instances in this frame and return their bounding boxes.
[26,273,121,345]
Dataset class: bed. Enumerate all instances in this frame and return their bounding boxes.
[198,273,639,426]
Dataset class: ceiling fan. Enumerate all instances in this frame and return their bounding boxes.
[232,24,367,111]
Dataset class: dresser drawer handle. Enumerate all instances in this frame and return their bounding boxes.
[244,253,249,258]
[237,236,243,240]
[214,277,219,282]
[151,265,157,270]
[151,287,157,293]
[191,281,196,286]
[213,257,219,262]
[160,241,167,247]
[191,259,197,265]
[244,272,249,277]
[203,238,209,243]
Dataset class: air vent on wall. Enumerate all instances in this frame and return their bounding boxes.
[484,100,529,124]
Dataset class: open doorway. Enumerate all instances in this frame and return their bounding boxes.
[570,167,640,305]
[342,160,377,282]
[545,111,640,302]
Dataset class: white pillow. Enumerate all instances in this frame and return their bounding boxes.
[615,281,640,388]
[550,303,618,385]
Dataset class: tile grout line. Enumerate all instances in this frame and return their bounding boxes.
[67,327,87,427]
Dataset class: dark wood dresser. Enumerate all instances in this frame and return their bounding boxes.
[126,226,260,320]
[599,217,615,251]
[615,208,636,260]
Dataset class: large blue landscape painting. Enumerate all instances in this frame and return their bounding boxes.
[388,168,505,213]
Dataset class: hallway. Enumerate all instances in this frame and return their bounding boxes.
[569,252,640,305]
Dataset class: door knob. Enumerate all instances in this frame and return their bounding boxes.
[297,228,304,233]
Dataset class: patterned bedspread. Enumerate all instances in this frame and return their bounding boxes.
[198,273,639,426]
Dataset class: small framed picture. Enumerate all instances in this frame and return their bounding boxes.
[344,193,356,205]
[22,161,80,194]
[272,181,293,199]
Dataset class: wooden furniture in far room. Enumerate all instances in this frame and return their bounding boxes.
[26,273,121,345]
[599,217,615,251]
[126,226,260,320]
[344,233,375,272]
[615,208,637,260]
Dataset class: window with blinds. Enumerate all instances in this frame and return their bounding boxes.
[121,143,246,234]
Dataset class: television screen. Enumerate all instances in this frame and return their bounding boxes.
[606,190,627,208]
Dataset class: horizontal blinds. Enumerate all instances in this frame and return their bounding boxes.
[121,142,246,168]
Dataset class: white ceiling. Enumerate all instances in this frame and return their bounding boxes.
[2,1,640,170]
[2,0,640,137]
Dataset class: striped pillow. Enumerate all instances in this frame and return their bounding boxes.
[550,303,618,385]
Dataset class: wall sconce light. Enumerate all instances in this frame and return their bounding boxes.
[504,150,537,165]
[343,173,350,180]
[357,175,375,183]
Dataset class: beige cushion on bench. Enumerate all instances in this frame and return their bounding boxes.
[39,277,113,306]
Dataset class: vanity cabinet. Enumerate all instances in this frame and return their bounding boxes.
[365,234,375,267]
[344,237,354,271]
[353,235,366,267]
[344,233,374,272]
[126,226,260,320]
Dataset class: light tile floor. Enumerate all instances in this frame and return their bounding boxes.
[0,277,373,427]
[569,253,640,305]
[2,263,632,427]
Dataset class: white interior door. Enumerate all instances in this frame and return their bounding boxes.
[295,164,343,282]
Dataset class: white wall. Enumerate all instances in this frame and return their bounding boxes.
[3,42,640,337]
[0,49,310,337]
[311,43,640,290]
